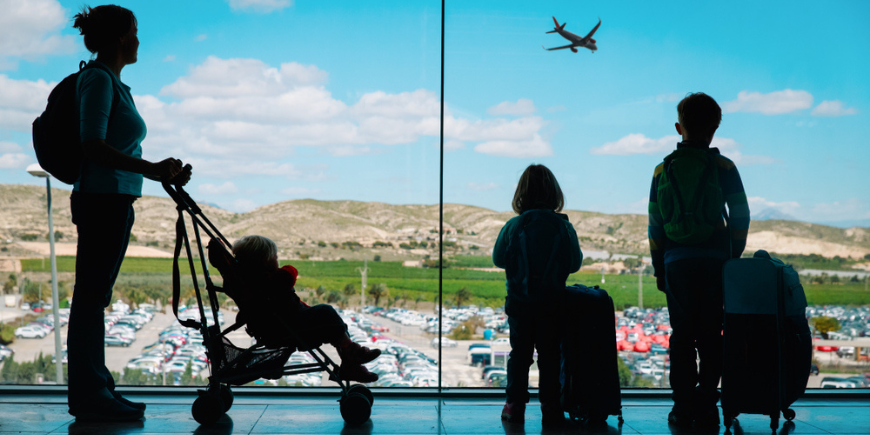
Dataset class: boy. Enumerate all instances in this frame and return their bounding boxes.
[232,235,380,383]
[647,93,750,428]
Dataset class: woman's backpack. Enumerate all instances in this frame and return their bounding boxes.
[31,61,118,184]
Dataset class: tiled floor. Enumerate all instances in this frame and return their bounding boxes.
[0,394,866,434]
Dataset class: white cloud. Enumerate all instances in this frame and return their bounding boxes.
[655,93,682,103]
[810,198,870,221]
[710,137,779,166]
[591,134,679,155]
[281,187,320,196]
[0,0,75,64]
[228,0,292,13]
[810,100,857,117]
[590,134,777,165]
[467,182,499,192]
[134,56,549,165]
[0,141,22,153]
[198,181,238,195]
[487,98,536,116]
[163,55,176,62]
[194,34,208,42]
[230,199,258,213]
[0,153,30,169]
[0,75,55,131]
[444,140,465,151]
[722,89,813,115]
[327,146,376,157]
[748,197,801,217]
[474,134,552,158]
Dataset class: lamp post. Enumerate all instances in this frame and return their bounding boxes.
[26,163,64,385]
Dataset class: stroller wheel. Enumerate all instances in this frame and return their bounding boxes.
[192,394,225,425]
[219,384,234,412]
[782,408,796,421]
[348,384,374,405]
[340,392,371,425]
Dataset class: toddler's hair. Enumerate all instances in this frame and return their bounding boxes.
[233,235,277,268]
[677,92,722,140]
[512,164,564,215]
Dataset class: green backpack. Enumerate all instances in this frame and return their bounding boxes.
[657,148,724,244]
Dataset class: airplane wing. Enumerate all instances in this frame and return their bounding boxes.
[583,18,601,40]
[543,44,576,51]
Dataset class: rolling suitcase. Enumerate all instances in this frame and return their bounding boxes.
[721,250,812,431]
[560,284,623,424]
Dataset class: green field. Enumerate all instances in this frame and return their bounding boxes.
[20,257,870,309]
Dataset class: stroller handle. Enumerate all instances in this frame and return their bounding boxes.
[163,164,197,211]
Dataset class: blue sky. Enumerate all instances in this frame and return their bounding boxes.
[1,0,868,227]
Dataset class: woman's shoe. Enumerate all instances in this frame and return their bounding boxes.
[70,397,144,422]
[112,391,146,411]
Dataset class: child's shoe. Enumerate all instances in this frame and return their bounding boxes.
[541,403,565,426]
[340,342,382,365]
[500,402,525,422]
[339,363,379,383]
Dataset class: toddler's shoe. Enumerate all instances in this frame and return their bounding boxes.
[340,342,382,366]
[339,363,379,383]
[500,402,525,422]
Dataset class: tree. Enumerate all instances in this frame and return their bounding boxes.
[454,287,472,308]
[180,361,195,386]
[386,294,401,309]
[811,316,840,339]
[315,285,327,301]
[399,293,409,307]
[373,255,382,262]
[3,273,17,295]
[326,290,343,306]
[21,278,42,303]
[415,294,424,309]
[342,283,357,300]
[831,275,840,284]
[368,283,388,306]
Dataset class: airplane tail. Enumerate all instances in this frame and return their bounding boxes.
[546,16,566,33]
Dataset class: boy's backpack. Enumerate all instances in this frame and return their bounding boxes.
[506,209,571,305]
[656,147,724,244]
[31,61,118,184]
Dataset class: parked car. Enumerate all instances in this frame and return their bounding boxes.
[819,377,857,388]
[15,325,47,339]
[104,335,133,347]
[430,337,458,348]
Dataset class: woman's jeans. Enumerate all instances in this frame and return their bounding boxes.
[67,192,135,406]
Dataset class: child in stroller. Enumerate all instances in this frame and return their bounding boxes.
[232,235,381,383]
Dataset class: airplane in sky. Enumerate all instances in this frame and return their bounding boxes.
[543,16,601,53]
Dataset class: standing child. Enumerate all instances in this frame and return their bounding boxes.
[493,164,582,426]
[648,92,750,428]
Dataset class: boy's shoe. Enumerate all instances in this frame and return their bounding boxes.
[340,342,382,366]
[541,403,565,426]
[693,407,720,428]
[69,398,145,422]
[667,410,693,428]
[339,363,379,383]
[112,391,146,411]
[500,402,525,422]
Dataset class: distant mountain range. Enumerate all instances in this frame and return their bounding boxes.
[1,184,868,260]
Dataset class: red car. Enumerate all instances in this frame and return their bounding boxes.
[370,324,390,332]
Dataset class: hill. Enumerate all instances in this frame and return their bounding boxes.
[1,184,868,260]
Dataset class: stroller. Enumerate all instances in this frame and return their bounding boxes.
[162,177,374,425]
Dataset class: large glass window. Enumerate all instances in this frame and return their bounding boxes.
[0,1,868,391]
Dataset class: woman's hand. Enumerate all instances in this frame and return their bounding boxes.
[154,158,184,182]
[168,164,192,186]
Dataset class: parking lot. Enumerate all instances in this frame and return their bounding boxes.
[3,303,868,390]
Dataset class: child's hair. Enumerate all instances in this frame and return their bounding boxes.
[72,5,137,56]
[233,235,277,269]
[511,164,564,214]
[677,92,722,140]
